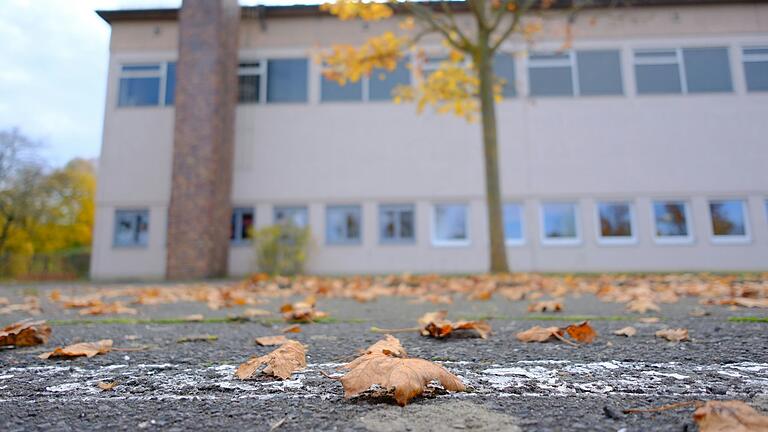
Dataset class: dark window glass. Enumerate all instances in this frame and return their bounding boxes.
[744,47,768,92]
[165,62,176,105]
[495,53,516,97]
[238,74,260,103]
[326,206,362,244]
[636,64,682,94]
[683,47,732,93]
[369,60,410,101]
[379,205,415,243]
[710,200,747,237]
[321,77,362,102]
[114,210,149,247]
[577,50,623,95]
[267,58,308,103]
[653,202,689,237]
[598,203,633,238]
[118,77,160,106]
[529,67,573,96]
[231,207,254,243]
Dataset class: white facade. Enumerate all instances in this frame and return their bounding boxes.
[92,4,768,279]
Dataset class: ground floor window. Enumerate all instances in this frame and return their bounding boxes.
[432,204,468,246]
[596,201,635,244]
[709,200,749,242]
[230,207,254,244]
[653,201,691,243]
[503,203,524,245]
[379,204,415,243]
[540,202,580,245]
[274,206,309,228]
[114,209,149,247]
[326,205,362,245]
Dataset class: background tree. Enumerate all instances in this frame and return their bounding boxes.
[319,0,603,273]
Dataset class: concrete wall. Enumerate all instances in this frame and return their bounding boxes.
[91,4,768,279]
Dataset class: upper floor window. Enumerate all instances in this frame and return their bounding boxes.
[653,201,692,243]
[267,58,308,103]
[503,203,525,245]
[709,200,749,242]
[743,46,768,92]
[238,62,264,103]
[370,60,410,101]
[322,59,410,102]
[529,50,623,97]
[596,201,635,244]
[274,206,309,228]
[379,204,415,243]
[114,209,149,247]
[576,50,623,96]
[432,204,468,246]
[495,53,517,98]
[635,47,732,95]
[326,205,362,244]
[118,63,176,107]
[231,207,254,244]
[528,52,574,97]
[540,202,580,245]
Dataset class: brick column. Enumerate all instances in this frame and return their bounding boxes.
[166,0,239,279]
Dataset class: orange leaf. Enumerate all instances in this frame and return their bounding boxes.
[39,339,113,359]
[565,321,597,344]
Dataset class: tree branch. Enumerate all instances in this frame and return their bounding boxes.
[489,0,536,53]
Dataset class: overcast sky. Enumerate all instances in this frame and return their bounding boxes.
[0,0,312,166]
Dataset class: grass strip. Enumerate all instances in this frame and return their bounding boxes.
[728,316,768,323]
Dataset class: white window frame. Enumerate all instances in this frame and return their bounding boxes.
[539,202,582,246]
[117,63,171,107]
[594,201,638,246]
[742,46,768,92]
[527,51,579,96]
[707,199,751,244]
[651,200,694,245]
[238,61,267,104]
[378,204,416,244]
[431,203,470,247]
[633,48,687,94]
[503,202,526,247]
[273,205,309,228]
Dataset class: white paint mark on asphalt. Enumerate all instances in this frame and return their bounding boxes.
[0,374,14,380]
[641,371,689,380]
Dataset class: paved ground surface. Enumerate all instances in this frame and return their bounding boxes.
[1,282,767,431]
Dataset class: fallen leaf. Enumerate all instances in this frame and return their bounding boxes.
[183,314,204,322]
[626,298,661,314]
[281,324,302,333]
[39,339,113,359]
[516,326,563,343]
[346,334,407,370]
[689,307,710,317]
[97,381,117,391]
[0,320,51,347]
[614,326,637,337]
[656,328,689,342]
[468,290,493,301]
[638,317,660,324]
[693,400,768,432]
[565,321,597,343]
[280,297,328,322]
[244,308,271,318]
[417,311,491,339]
[527,300,563,313]
[255,335,289,346]
[78,302,137,316]
[0,297,42,315]
[417,311,448,326]
[176,335,218,343]
[236,340,306,380]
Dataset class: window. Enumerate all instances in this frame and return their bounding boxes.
[528,52,574,97]
[709,200,749,242]
[267,58,308,103]
[495,53,516,97]
[743,47,768,92]
[432,204,468,246]
[370,60,410,101]
[576,50,623,95]
[326,205,362,244]
[230,207,254,244]
[653,201,692,243]
[238,62,264,103]
[118,63,175,107]
[634,49,682,94]
[683,47,732,93]
[379,204,415,243]
[503,203,524,245]
[540,203,580,245]
[274,206,308,228]
[322,59,410,102]
[596,202,635,244]
[321,76,363,102]
[113,209,149,247]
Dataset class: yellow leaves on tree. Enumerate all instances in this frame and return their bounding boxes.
[236,340,307,380]
[340,335,466,406]
[320,0,392,22]
[417,311,491,339]
[693,400,768,432]
[322,32,407,84]
[39,339,113,359]
[0,319,51,347]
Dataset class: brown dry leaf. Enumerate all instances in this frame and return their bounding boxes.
[39,339,113,359]
[417,311,448,326]
[183,314,204,322]
[97,381,117,391]
[638,317,661,324]
[244,308,271,318]
[0,297,9,305]
[281,324,302,333]
[79,302,137,316]
[614,326,637,337]
[280,296,328,322]
[516,326,563,343]
[236,340,306,380]
[565,321,597,343]
[656,328,689,342]
[0,297,42,315]
[468,290,493,301]
[0,320,51,347]
[527,300,563,313]
[626,298,661,314]
[693,400,768,432]
[255,335,289,346]
[341,336,465,406]
[346,334,408,370]
[417,311,491,339]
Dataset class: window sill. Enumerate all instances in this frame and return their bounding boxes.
[710,236,751,245]
[653,236,695,245]
[505,239,526,247]
[432,240,470,248]
[112,244,148,249]
[596,237,638,246]
[326,241,362,246]
[540,238,582,247]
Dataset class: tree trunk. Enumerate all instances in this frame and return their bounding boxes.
[476,34,510,274]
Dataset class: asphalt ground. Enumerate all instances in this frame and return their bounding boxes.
[1,282,767,432]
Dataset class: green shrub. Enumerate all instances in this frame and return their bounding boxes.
[252,224,310,276]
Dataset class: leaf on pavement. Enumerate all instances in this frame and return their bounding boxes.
[244,308,272,318]
[516,326,563,343]
[638,317,660,324]
[255,335,289,346]
[693,400,768,432]
[280,296,328,323]
[527,300,563,313]
[39,339,113,359]
[236,340,306,380]
[656,328,689,342]
[79,302,137,316]
[417,311,491,339]
[565,321,597,343]
[341,335,465,406]
[97,381,118,391]
[626,298,660,314]
[281,324,302,333]
[0,320,51,347]
[613,326,637,337]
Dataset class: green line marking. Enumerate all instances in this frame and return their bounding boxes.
[728,316,768,323]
